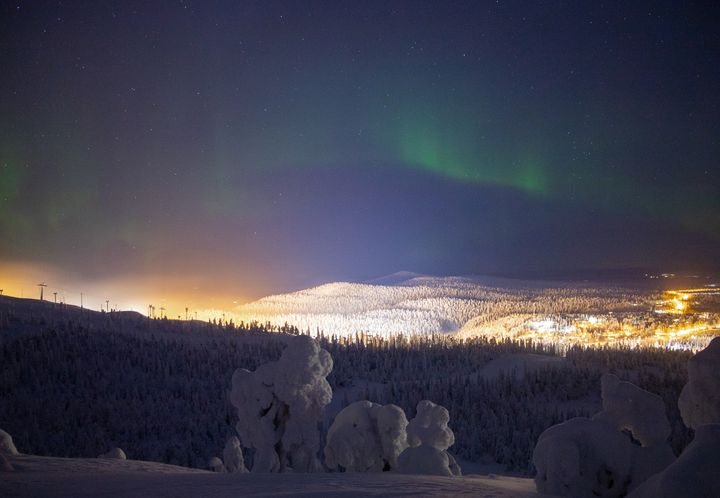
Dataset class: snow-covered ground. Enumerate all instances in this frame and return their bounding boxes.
[1,453,554,498]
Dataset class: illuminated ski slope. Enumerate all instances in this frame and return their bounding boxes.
[235,275,644,336]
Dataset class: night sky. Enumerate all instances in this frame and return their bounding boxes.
[1,1,719,309]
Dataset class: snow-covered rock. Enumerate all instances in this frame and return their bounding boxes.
[397,400,461,476]
[0,429,18,456]
[593,373,671,446]
[98,447,127,460]
[324,400,408,472]
[229,335,333,473]
[627,424,720,498]
[222,436,247,473]
[208,456,225,472]
[678,336,720,429]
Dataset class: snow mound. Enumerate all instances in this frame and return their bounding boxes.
[0,452,546,497]
[593,373,671,446]
[324,400,408,472]
[398,400,461,476]
[222,436,247,473]
[229,335,333,472]
[0,429,18,456]
[678,336,720,429]
[98,448,127,460]
[628,424,720,498]
[208,456,224,472]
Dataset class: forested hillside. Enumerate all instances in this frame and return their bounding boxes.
[0,297,693,473]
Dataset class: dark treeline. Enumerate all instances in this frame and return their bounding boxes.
[0,298,693,473]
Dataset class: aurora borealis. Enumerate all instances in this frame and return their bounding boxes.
[1,1,719,313]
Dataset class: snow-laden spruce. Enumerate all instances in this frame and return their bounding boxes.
[324,400,408,472]
[229,335,333,473]
[678,336,720,430]
[627,423,720,498]
[0,429,18,456]
[397,400,461,476]
[533,373,673,497]
[222,436,247,473]
[593,374,671,446]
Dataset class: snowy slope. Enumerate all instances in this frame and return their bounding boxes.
[1,453,555,498]
[234,274,653,338]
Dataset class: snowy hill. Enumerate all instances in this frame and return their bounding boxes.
[233,275,720,350]
[234,274,655,339]
[0,452,551,498]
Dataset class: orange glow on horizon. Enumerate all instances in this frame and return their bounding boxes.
[0,260,254,322]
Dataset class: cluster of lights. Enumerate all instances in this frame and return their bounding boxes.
[517,289,719,351]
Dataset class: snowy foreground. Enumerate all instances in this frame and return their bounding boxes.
[1,453,551,498]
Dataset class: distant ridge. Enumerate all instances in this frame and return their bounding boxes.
[365,271,426,285]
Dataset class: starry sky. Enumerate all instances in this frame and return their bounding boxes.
[1,1,719,310]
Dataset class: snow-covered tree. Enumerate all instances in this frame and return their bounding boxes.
[324,400,408,472]
[222,436,247,473]
[0,305,697,473]
[0,429,18,456]
[593,373,671,447]
[629,339,720,497]
[229,335,333,472]
[627,423,720,498]
[534,417,636,497]
[533,374,674,497]
[678,336,720,429]
[397,400,461,476]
